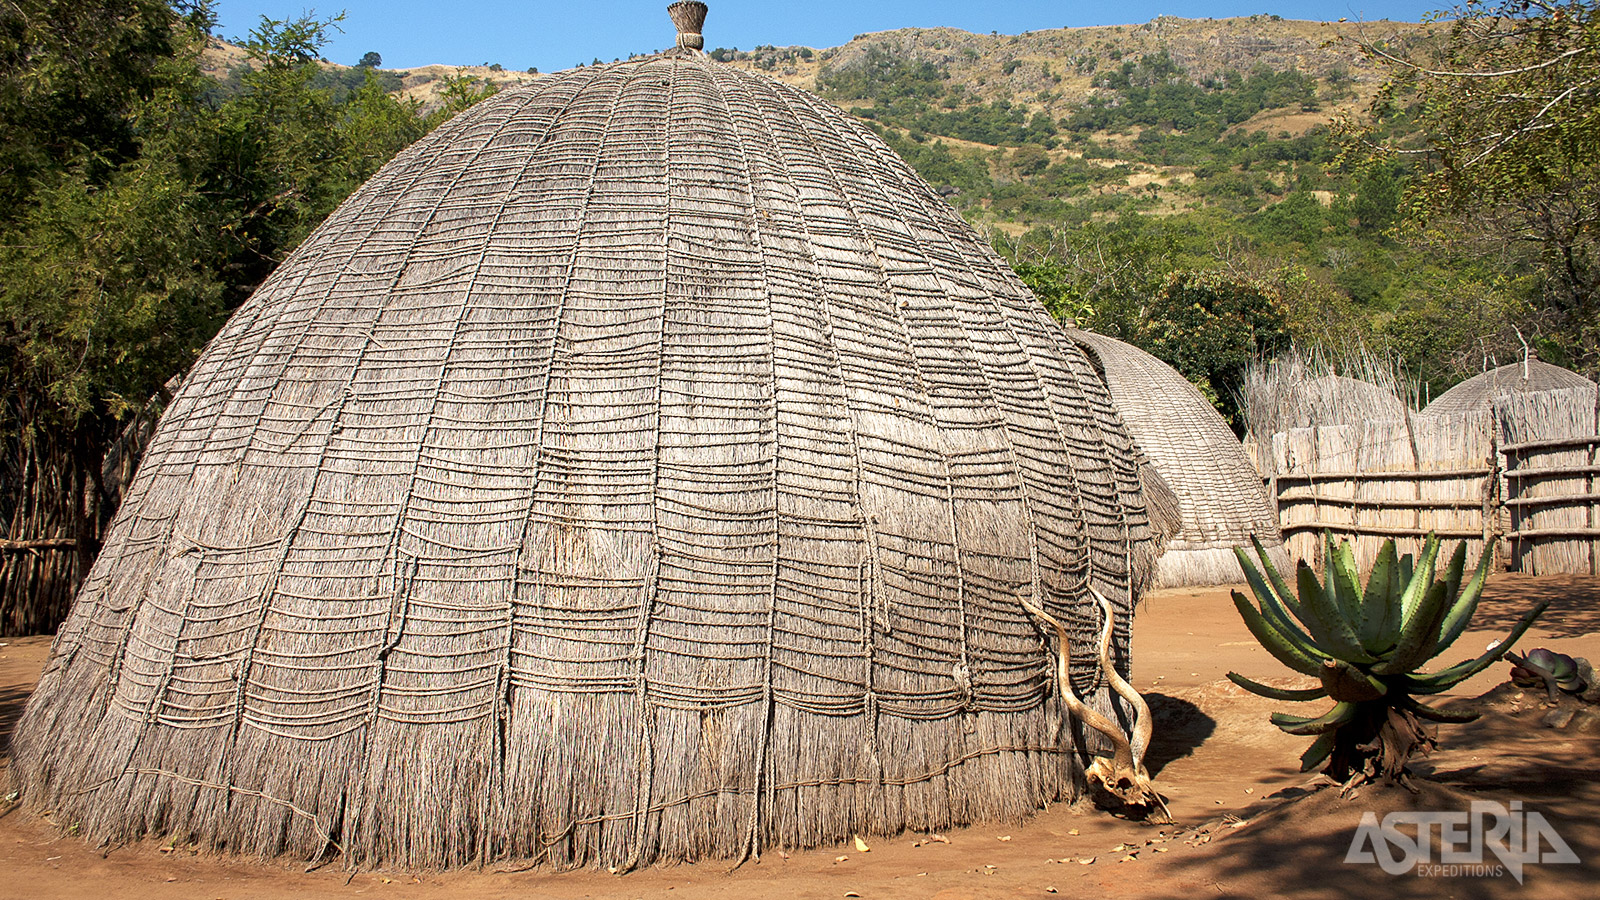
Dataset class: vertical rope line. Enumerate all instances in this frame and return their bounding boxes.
[735,72,885,777]
[101,527,175,704]
[231,102,497,466]
[216,86,552,799]
[275,72,587,866]
[98,546,203,801]
[298,87,556,858]
[705,62,783,867]
[488,61,652,868]
[622,56,679,872]
[809,92,1111,691]
[784,80,1141,729]
[779,84,1058,633]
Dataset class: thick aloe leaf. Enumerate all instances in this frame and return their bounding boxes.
[1359,541,1401,655]
[1227,671,1328,702]
[1300,731,1336,772]
[1272,701,1358,735]
[1318,659,1388,702]
[1252,534,1300,619]
[1235,547,1317,647]
[1232,591,1326,678]
[1441,541,1468,605]
[1405,600,1551,692]
[1434,546,1494,656]
[1326,534,1363,621]
[1403,697,1480,723]
[1296,562,1375,664]
[1374,580,1453,676]
[1398,534,1442,627]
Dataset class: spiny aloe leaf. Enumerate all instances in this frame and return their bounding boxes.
[1403,697,1480,724]
[1272,701,1359,736]
[1300,731,1336,772]
[1296,561,1375,664]
[1358,540,1401,655]
[1235,547,1317,648]
[1232,591,1325,678]
[1327,533,1364,621]
[1405,600,1550,692]
[1374,579,1453,676]
[1434,546,1493,656]
[1397,534,1441,628]
[1440,541,1468,608]
[1252,534,1300,619]
[1227,671,1328,702]
[1319,659,1388,703]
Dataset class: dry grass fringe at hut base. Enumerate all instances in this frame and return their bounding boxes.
[11,49,1161,871]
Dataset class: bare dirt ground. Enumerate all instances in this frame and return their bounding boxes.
[2,573,1596,900]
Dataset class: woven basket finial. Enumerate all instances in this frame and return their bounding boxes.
[668,1,708,51]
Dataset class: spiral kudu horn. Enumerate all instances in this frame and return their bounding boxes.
[1019,590,1169,820]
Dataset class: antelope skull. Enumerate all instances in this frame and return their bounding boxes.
[1021,588,1169,821]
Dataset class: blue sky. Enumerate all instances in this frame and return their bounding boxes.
[210,1,1449,71]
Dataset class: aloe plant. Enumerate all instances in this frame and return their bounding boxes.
[1506,647,1596,702]
[1228,533,1548,790]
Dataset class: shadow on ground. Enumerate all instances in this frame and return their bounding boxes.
[1143,692,1214,776]
[1476,574,1600,639]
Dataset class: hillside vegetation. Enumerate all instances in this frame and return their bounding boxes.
[669,15,1592,408]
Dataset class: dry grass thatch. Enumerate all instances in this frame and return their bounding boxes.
[1422,358,1596,418]
[1239,346,1414,445]
[11,47,1161,871]
[1068,329,1285,587]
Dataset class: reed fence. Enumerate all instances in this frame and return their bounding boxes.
[1246,383,1600,576]
[1497,386,1600,576]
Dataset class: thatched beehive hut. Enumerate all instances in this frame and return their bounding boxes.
[12,4,1163,871]
[1422,358,1596,418]
[1068,330,1285,587]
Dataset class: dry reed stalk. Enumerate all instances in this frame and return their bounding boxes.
[1240,345,1414,445]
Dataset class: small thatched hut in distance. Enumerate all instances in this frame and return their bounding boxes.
[13,4,1163,872]
[1068,329,1286,587]
[1238,349,1412,472]
[1422,358,1596,418]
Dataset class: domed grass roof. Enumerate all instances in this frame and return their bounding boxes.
[1069,330,1285,587]
[1422,359,1596,417]
[14,9,1161,872]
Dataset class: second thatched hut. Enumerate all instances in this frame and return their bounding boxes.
[1069,329,1286,586]
[1422,358,1596,418]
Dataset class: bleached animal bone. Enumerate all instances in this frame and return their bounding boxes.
[1020,589,1170,820]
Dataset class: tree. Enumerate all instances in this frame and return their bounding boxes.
[0,1,216,631]
[999,225,1290,424]
[1345,0,1600,376]
[359,50,382,68]
[1137,270,1291,422]
[0,3,482,633]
